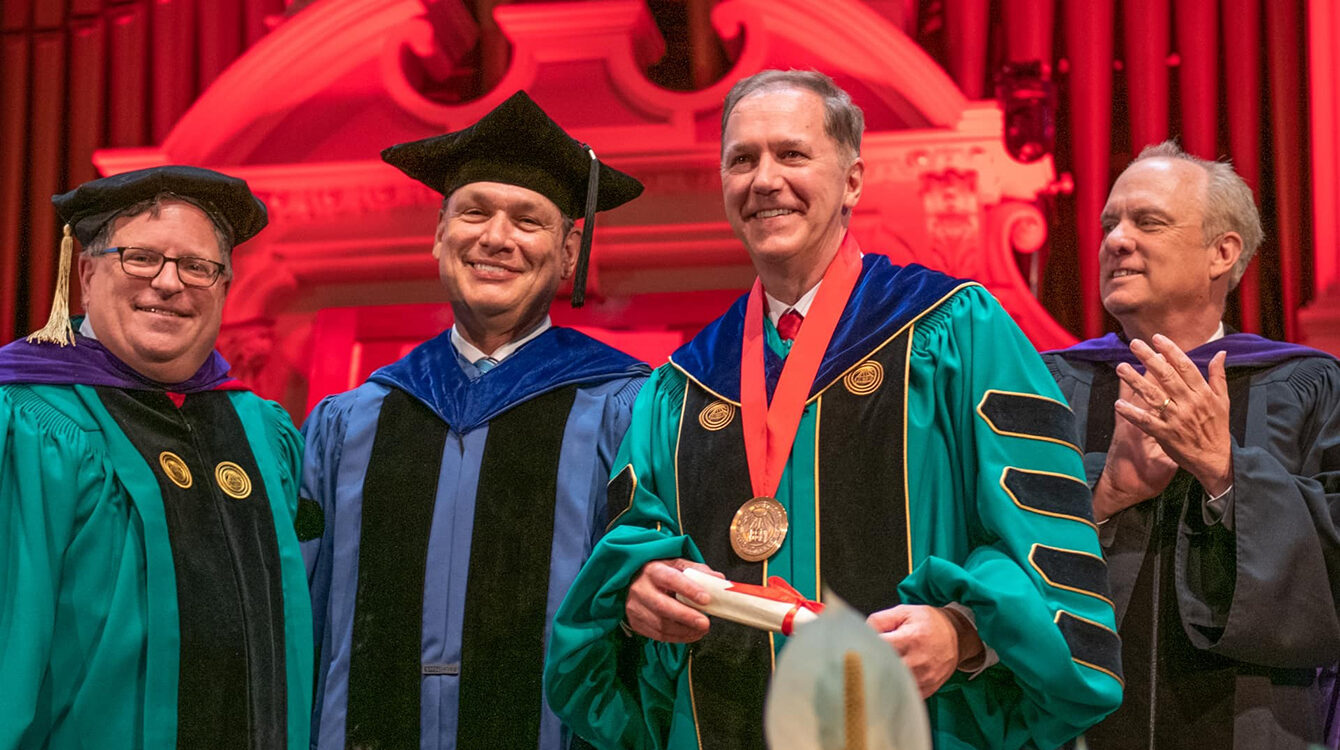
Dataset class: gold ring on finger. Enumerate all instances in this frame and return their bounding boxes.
[1154,396,1173,418]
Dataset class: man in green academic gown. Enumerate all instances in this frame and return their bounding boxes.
[545,69,1124,750]
[0,166,312,750]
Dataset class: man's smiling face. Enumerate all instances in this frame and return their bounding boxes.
[720,87,862,271]
[435,181,575,337]
[79,199,229,383]
[1099,157,1219,327]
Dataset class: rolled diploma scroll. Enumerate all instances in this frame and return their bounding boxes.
[676,569,823,636]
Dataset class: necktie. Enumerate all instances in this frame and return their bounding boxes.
[776,309,804,342]
[475,357,498,373]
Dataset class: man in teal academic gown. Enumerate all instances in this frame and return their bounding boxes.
[545,69,1124,750]
[0,166,312,749]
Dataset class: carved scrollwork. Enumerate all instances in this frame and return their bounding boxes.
[255,181,439,225]
[920,169,982,278]
[379,0,486,125]
[217,318,278,389]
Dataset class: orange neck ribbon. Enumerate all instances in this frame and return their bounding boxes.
[740,232,862,499]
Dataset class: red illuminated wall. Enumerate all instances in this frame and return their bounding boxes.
[3,0,1336,417]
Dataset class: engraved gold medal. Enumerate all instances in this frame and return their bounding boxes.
[159,451,193,489]
[738,235,861,561]
[730,496,789,562]
[215,461,252,499]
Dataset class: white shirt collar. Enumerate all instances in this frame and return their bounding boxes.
[450,316,552,367]
[760,246,864,325]
[1135,322,1227,349]
[79,316,98,340]
[764,282,822,326]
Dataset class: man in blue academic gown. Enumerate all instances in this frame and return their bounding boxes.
[1044,141,1340,748]
[300,91,650,750]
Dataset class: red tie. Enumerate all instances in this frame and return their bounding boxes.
[776,309,804,341]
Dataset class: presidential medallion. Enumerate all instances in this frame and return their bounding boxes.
[843,360,884,396]
[215,461,252,500]
[698,400,736,431]
[730,496,789,562]
[159,451,193,489]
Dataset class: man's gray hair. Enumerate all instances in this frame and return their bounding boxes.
[83,192,235,276]
[1132,141,1264,289]
[720,69,865,164]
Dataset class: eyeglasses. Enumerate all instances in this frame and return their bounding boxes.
[100,246,228,288]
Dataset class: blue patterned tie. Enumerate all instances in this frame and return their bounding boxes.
[475,357,498,373]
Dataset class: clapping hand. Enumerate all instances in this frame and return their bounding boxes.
[1112,335,1233,497]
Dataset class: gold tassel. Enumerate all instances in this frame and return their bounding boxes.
[843,650,866,750]
[26,224,76,346]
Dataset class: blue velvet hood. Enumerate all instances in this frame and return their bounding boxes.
[370,326,649,432]
[669,255,972,403]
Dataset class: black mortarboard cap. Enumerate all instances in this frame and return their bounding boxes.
[52,164,269,247]
[28,165,267,347]
[380,90,643,306]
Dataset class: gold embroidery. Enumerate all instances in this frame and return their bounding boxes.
[842,361,883,395]
[159,451,192,489]
[697,400,736,431]
[215,461,252,500]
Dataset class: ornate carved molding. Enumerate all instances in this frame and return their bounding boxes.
[921,169,982,277]
[90,0,1080,407]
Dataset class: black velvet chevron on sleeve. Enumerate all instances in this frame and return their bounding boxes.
[606,465,636,531]
[1030,544,1113,604]
[978,390,1081,452]
[1056,610,1124,683]
[1002,468,1095,524]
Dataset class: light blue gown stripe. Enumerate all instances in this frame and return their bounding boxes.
[302,383,392,748]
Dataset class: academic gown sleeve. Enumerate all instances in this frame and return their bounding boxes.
[300,391,348,570]
[896,287,1124,750]
[545,366,698,750]
[256,397,305,516]
[0,386,130,748]
[298,389,357,738]
[579,377,647,551]
[1174,356,1340,667]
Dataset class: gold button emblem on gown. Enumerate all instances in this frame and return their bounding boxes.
[730,496,789,562]
[159,451,193,489]
[698,400,736,431]
[215,461,252,499]
[843,361,884,396]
